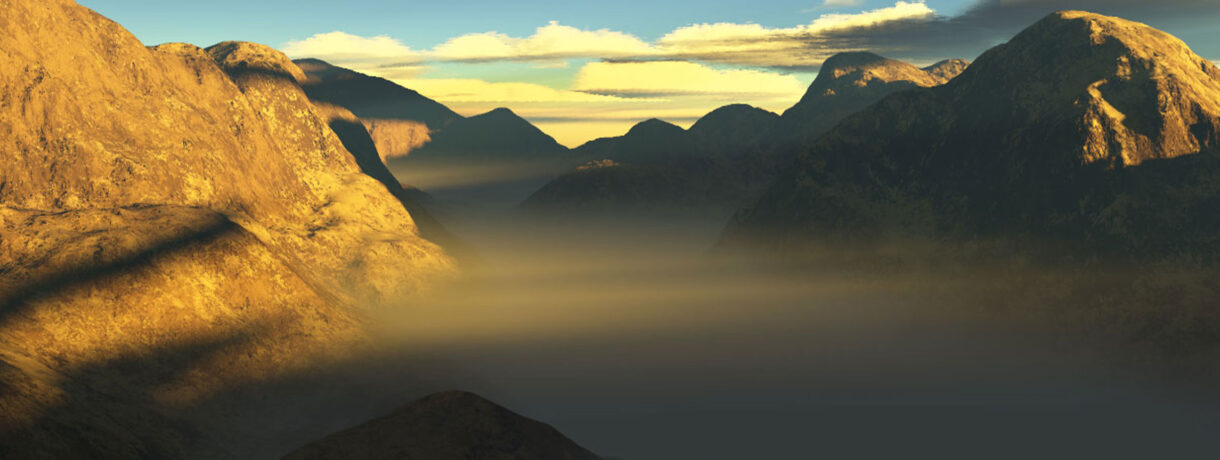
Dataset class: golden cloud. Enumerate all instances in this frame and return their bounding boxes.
[282,31,422,63]
[431,21,657,62]
[282,2,937,69]
[572,61,807,99]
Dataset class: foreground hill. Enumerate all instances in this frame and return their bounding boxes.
[0,0,452,457]
[725,11,1220,258]
[283,391,602,460]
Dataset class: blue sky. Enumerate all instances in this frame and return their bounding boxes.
[80,0,977,48]
[79,0,1220,146]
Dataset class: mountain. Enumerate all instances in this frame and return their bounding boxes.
[296,58,461,130]
[295,61,574,214]
[297,59,455,160]
[397,107,570,165]
[689,103,783,155]
[282,391,602,460]
[778,52,968,146]
[521,107,790,215]
[0,1,452,457]
[725,11,1220,258]
[521,51,967,218]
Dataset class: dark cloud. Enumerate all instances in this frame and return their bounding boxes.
[835,0,1220,62]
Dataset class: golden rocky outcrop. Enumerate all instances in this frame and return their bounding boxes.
[362,118,432,161]
[0,0,454,457]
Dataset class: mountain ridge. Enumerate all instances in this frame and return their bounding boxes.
[725,10,1220,257]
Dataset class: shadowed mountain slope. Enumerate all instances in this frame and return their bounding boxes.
[296,58,460,130]
[726,11,1220,258]
[283,391,602,460]
[0,1,453,457]
[297,59,454,160]
[296,61,575,212]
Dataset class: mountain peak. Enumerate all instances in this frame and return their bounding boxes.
[477,106,520,119]
[206,41,306,84]
[808,51,949,99]
[923,59,970,82]
[627,118,685,138]
[780,52,965,144]
[958,9,1220,166]
[689,104,778,139]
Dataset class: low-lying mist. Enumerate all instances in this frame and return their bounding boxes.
[347,212,1220,460]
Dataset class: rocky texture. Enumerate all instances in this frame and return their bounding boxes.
[726,11,1220,258]
[363,118,432,161]
[310,102,466,257]
[0,206,365,459]
[0,0,453,457]
[282,391,602,460]
[779,52,968,146]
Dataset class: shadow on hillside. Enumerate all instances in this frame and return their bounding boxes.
[0,213,239,324]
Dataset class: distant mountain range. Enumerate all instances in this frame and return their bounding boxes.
[523,107,782,214]
[724,11,1220,259]
[522,53,969,217]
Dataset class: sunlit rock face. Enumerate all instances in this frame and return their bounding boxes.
[779,52,969,147]
[283,391,603,460]
[0,0,453,457]
[726,11,1220,258]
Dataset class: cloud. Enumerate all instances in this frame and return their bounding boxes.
[823,0,864,6]
[387,77,627,103]
[830,0,1220,63]
[282,2,939,70]
[572,61,807,99]
[283,31,422,64]
[651,1,935,68]
[431,21,656,62]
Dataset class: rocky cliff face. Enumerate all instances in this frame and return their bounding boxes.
[283,391,602,460]
[726,11,1220,257]
[0,0,453,457]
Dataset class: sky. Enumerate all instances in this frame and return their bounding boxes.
[81,0,1220,147]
